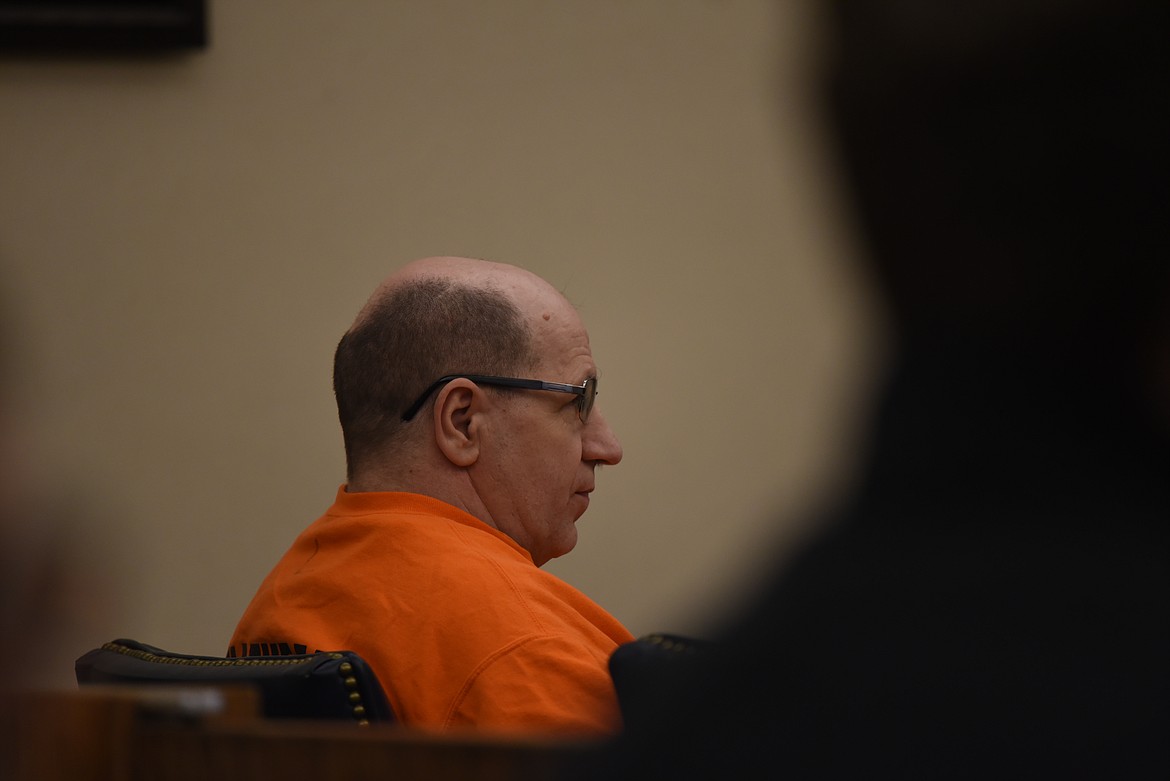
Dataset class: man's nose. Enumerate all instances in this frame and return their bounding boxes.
[583,408,623,465]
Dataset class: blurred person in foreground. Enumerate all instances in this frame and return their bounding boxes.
[593,0,1169,776]
[231,256,630,734]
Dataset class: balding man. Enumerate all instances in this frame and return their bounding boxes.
[230,257,631,734]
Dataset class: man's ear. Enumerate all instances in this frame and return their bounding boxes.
[433,378,481,467]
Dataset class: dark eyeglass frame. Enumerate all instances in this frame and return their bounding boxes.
[401,374,598,422]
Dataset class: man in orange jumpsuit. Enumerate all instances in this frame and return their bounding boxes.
[230,256,631,734]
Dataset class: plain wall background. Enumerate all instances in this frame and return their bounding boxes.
[1,0,886,686]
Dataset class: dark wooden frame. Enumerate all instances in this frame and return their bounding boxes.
[0,0,207,51]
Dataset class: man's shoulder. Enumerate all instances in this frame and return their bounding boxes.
[295,490,624,630]
[300,492,534,585]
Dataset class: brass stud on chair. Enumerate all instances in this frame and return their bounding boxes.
[336,662,369,726]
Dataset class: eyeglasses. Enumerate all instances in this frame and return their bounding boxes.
[401,374,598,422]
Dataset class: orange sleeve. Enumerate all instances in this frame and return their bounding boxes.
[441,633,623,735]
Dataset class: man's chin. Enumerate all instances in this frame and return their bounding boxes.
[539,527,579,567]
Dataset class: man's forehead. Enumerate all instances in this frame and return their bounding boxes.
[530,313,596,379]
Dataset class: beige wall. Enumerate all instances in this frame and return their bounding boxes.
[1,0,885,686]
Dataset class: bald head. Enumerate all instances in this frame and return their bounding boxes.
[353,257,564,329]
[333,257,553,481]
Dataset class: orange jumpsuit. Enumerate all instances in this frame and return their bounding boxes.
[229,487,633,734]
